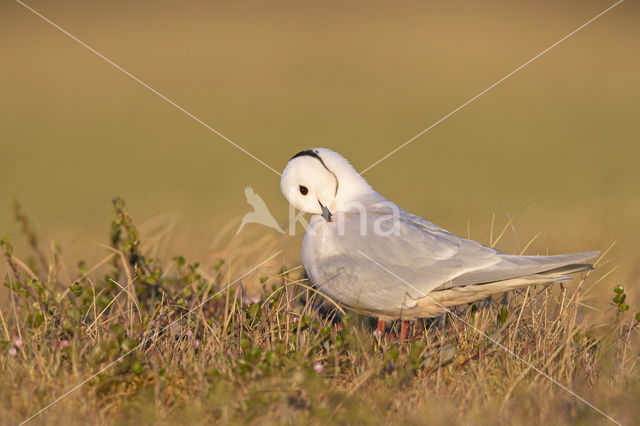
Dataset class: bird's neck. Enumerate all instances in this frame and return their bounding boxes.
[331,174,384,213]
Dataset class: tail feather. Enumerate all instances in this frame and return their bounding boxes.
[393,251,599,319]
[437,251,599,290]
[432,274,570,308]
[409,273,572,318]
[539,263,593,276]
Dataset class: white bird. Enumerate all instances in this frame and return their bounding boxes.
[237,186,284,235]
[280,148,598,336]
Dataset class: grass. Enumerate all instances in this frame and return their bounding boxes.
[2,2,638,424]
[0,199,638,425]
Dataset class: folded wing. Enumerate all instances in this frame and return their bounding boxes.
[308,206,597,316]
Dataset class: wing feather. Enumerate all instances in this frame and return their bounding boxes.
[437,251,599,289]
[302,208,501,313]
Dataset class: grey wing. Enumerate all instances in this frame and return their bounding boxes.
[309,211,502,313]
[437,251,599,290]
[382,208,599,289]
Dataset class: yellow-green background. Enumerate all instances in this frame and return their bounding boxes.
[1,0,638,287]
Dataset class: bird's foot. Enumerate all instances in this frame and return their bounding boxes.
[399,320,410,344]
[376,320,385,336]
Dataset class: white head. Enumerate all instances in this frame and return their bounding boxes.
[280,148,374,221]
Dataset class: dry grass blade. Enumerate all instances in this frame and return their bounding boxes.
[0,201,637,425]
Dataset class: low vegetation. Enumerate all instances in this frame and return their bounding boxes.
[0,200,638,425]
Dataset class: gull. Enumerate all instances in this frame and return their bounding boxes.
[236,186,285,235]
[280,148,598,338]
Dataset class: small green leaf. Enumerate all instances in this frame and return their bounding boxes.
[69,283,82,297]
[248,303,260,319]
[214,259,225,271]
[499,305,509,326]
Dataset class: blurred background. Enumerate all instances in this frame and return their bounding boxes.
[1,0,638,292]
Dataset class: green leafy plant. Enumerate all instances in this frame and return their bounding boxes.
[613,285,631,313]
[0,200,638,425]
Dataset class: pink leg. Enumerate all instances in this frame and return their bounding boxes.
[399,320,410,342]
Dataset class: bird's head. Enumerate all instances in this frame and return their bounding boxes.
[280,148,372,222]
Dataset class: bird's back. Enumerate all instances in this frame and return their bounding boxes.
[302,206,598,320]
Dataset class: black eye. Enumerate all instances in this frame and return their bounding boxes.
[299,185,308,196]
